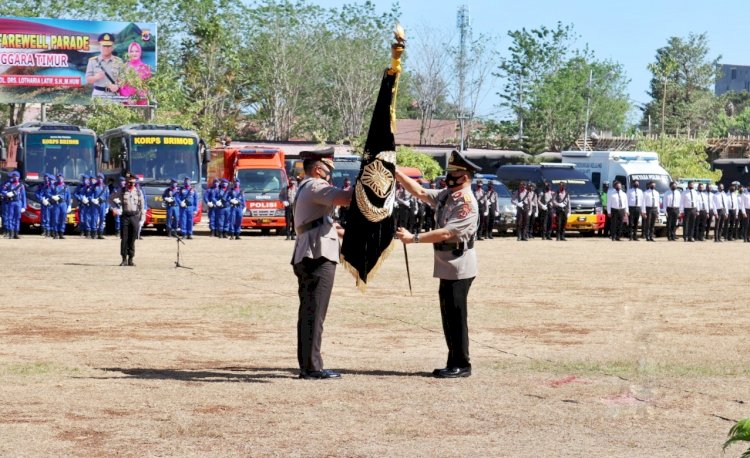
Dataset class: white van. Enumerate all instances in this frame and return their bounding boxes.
[561,151,673,232]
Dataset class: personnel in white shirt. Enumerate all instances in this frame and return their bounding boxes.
[700,184,714,241]
[713,183,728,242]
[695,183,709,241]
[726,183,740,241]
[662,182,681,241]
[626,180,644,241]
[679,181,699,242]
[606,180,629,241]
[641,180,660,242]
[739,184,750,242]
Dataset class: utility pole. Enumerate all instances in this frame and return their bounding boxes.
[456,5,469,151]
[583,69,593,151]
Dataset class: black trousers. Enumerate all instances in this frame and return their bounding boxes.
[438,277,474,369]
[477,210,486,239]
[285,207,295,236]
[697,210,708,241]
[704,212,714,240]
[741,213,750,241]
[726,209,738,240]
[666,207,680,240]
[610,208,626,240]
[555,210,568,240]
[120,213,139,258]
[644,207,658,239]
[485,211,496,238]
[628,206,641,239]
[516,209,528,240]
[540,209,552,238]
[683,208,697,240]
[715,210,726,241]
[294,257,335,372]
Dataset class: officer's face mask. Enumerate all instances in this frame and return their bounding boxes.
[633,183,639,188]
[446,173,467,189]
[649,184,656,190]
[11,177,18,183]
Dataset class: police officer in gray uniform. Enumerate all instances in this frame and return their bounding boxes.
[395,150,480,378]
[291,148,352,380]
[86,33,124,98]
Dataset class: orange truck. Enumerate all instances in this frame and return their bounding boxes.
[207,146,288,234]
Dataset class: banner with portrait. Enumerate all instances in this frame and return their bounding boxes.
[0,16,157,105]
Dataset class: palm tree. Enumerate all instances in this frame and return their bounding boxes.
[724,418,750,458]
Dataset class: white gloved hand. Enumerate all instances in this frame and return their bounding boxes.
[207,201,214,208]
[52,195,61,202]
[216,201,223,207]
[42,198,50,206]
[484,210,489,217]
[5,191,13,198]
[165,197,174,203]
[82,196,89,204]
[180,201,187,208]
[283,201,289,207]
[230,199,239,205]
[92,198,99,205]
[113,198,121,204]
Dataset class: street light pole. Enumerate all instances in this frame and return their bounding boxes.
[583,68,593,151]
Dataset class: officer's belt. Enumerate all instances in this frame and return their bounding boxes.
[433,240,474,252]
[296,216,327,235]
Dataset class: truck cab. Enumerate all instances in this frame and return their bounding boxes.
[1,122,104,228]
[208,146,288,233]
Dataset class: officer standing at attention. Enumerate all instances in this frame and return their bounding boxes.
[474,179,486,240]
[214,178,230,238]
[204,179,218,237]
[49,173,70,239]
[626,180,644,240]
[680,181,699,242]
[663,181,681,241]
[111,176,126,237]
[726,183,740,241]
[35,174,53,238]
[162,178,180,237]
[395,150,480,378]
[284,177,297,240]
[292,148,352,380]
[89,173,109,239]
[512,181,532,241]
[740,183,750,242]
[537,182,554,240]
[695,183,708,241]
[4,171,26,239]
[607,180,628,241]
[484,181,498,239]
[109,173,143,266]
[75,175,90,237]
[641,180,660,242]
[86,33,123,98]
[227,179,245,240]
[178,178,198,240]
[552,182,571,241]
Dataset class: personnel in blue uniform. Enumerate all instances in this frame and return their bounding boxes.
[178,178,198,239]
[88,173,109,239]
[214,178,230,238]
[163,178,180,237]
[0,177,8,236]
[111,176,126,236]
[4,171,26,239]
[49,173,71,239]
[74,175,91,237]
[35,173,54,237]
[227,179,245,240]
[204,179,219,236]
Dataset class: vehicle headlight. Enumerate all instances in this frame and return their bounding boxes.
[28,200,41,210]
[275,209,285,217]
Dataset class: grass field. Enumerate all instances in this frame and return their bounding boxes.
[1,227,749,456]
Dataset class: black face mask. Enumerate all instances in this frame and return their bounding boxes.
[633,183,639,188]
[446,174,464,188]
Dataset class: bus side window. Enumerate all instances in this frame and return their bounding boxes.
[592,172,601,190]
[615,175,626,190]
[108,138,124,170]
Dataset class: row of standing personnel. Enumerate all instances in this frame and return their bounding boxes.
[605,180,750,242]
[511,182,572,241]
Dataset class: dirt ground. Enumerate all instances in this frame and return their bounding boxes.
[1,224,749,457]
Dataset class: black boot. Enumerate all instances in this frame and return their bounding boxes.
[127,256,135,267]
[115,230,120,237]
[120,256,127,266]
[97,232,104,240]
[235,234,241,240]
[90,231,96,239]
[186,234,192,240]
[58,232,65,240]
[12,231,20,239]
[53,231,59,239]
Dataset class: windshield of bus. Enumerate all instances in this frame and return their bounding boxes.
[236,169,284,194]
[130,136,199,184]
[24,133,96,181]
[540,168,598,197]
[629,174,671,194]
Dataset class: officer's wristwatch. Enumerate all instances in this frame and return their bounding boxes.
[413,233,419,244]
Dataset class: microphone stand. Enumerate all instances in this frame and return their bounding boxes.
[175,235,192,269]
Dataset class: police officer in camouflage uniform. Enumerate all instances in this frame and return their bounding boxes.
[86,33,124,99]
[396,150,480,379]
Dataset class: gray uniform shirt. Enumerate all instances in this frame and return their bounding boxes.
[292,177,351,265]
[108,187,143,215]
[86,55,124,94]
[423,187,479,280]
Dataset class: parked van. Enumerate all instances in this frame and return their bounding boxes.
[496,163,604,234]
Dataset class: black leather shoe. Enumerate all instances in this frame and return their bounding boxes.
[127,257,135,267]
[120,257,127,266]
[435,367,472,378]
[299,369,341,380]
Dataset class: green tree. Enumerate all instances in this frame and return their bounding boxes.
[636,136,720,181]
[642,33,722,136]
[396,146,442,180]
[723,418,750,458]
